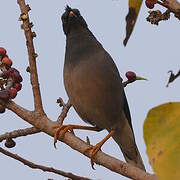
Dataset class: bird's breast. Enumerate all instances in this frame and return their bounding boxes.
[63,51,124,129]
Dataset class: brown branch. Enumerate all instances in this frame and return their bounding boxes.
[0,99,71,142]
[161,0,180,12]
[0,127,40,142]
[147,0,180,24]
[0,98,71,143]
[6,100,156,180]
[17,0,44,113]
[0,146,90,180]
[0,98,71,142]
[57,99,71,125]
[158,0,180,17]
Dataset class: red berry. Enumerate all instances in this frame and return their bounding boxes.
[0,90,10,101]
[12,71,23,83]
[0,47,7,57]
[18,75,23,82]
[125,71,136,82]
[13,83,22,91]
[5,138,16,148]
[9,88,17,99]
[145,0,155,9]
[8,67,19,74]
[2,70,10,79]
[2,57,12,67]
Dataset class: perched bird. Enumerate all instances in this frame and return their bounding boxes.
[54,5,145,171]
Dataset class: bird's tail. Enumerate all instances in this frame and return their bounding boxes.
[108,112,146,171]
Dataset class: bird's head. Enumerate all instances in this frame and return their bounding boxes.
[61,5,88,35]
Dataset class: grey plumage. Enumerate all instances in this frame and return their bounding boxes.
[62,6,145,171]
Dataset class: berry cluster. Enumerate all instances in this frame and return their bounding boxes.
[0,47,23,113]
[145,0,157,9]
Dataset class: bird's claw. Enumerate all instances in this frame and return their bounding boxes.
[83,130,114,169]
[53,124,75,148]
[83,142,102,169]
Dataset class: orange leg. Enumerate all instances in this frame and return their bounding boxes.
[84,130,115,169]
[53,124,100,148]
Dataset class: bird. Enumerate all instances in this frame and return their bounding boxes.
[54,5,145,171]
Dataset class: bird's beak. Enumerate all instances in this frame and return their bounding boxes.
[69,11,75,17]
[135,76,148,81]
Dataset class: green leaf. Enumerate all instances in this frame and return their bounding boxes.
[144,102,180,180]
[123,0,143,46]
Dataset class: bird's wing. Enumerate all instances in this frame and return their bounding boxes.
[123,90,135,138]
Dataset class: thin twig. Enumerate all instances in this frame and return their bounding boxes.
[6,101,156,180]
[157,0,180,18]
[17,0,44,113]
[0,146,90,180]
[157,0,180,12]
[0,127,40,142]
[57,99,71,125]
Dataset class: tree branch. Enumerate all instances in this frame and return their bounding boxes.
[0,98,72,143]
[0,146,90,180]
[162,0,180,12]
[0,99,72,143]
[147,0,180,25]
[57,99,71,125]
[17,0,44,113]
[6,100,156,180]
[0,127,40,142]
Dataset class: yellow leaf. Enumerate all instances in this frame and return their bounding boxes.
[124,0,143,46]
[144,102,180,180]
[129,0,143,14]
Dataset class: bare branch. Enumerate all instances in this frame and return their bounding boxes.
[158,0,180,17]
[0,98,71,143]
[57,99,71,125]
[6,100,33,120]
[147,0,180,24]
[6,100,156,180]
[0,127,40,142]
[161,0,180,13]
[0,146,90,180]
[17,0,44,113]
[0,98,71,142]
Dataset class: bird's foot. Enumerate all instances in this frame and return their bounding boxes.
[84,130,115,169]
[53,124,76,148]
[84,142,103,169]
[53,124,100,148]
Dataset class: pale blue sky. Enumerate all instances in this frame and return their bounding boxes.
[0,1,179,180]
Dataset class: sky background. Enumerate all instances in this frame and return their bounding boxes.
[0,1,179,180]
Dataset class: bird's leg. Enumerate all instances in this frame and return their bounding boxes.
[84,130,115,169]
[53,125,100,148]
